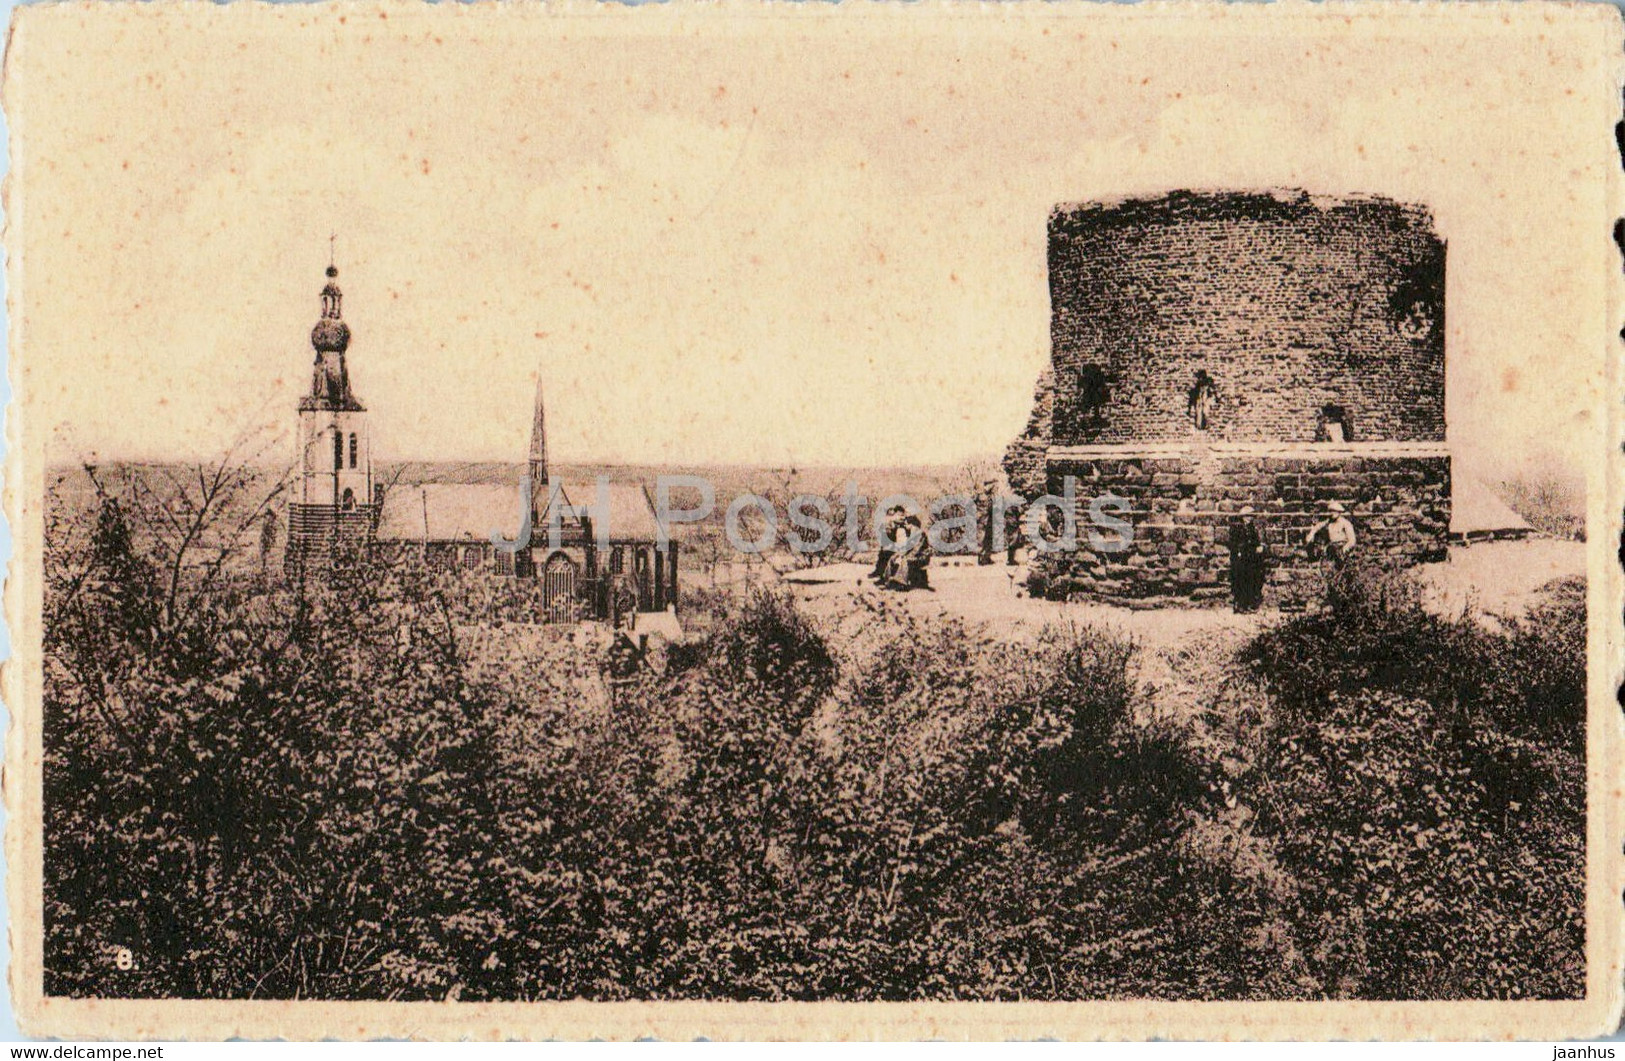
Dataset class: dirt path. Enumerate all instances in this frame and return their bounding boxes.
[787,560,1268,650]
[782,538,1586,649]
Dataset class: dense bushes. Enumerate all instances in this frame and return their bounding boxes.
[42,498,1587,1001]
[45,494,511,998]
[1239,565,1586,998]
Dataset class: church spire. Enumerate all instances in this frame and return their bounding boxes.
[529,373,548,507]
[304,253,359,413]
[288,241,374,576]
[316,235,345,333]
[311,263,350,355]
[320,265,343,320]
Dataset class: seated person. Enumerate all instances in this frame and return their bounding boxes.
[870,505,906,582]
[883,515,933,591]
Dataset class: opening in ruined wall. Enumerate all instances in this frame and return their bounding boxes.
[1389,245,1445,342]
[1188,370,1216,431]
[1318,404,1353,442]
[1075,364,1111,426]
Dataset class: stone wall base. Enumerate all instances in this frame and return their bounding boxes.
[1034,451,1450,608]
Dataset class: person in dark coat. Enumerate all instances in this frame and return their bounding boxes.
[1227,506,1265,614]
[1004,497,1025,565]
[870,505,906,582]
[884,515,933,591]
[977,481,997,566]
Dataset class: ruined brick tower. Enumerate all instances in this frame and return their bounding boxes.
[1005,190,1451,607]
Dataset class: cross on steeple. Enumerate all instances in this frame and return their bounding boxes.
[328,232,337,270]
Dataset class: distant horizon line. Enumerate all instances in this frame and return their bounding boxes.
[48,455,990,474]
[42,451,1590,489]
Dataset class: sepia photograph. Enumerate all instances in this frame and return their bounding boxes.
[2,0,1621,1042]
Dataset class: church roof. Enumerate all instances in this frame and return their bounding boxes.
[546,480,668,543]
[375,479,669,544]
[376,483,524,543]
[633,608,687,643]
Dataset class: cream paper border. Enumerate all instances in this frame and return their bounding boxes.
[3,0,1622,1040]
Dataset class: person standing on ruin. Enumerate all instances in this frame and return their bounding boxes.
[1227,506,1265,614]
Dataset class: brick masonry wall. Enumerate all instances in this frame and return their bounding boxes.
[1045,191,1446,447]
[1035,451,1450,607]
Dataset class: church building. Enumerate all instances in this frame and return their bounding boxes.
[286,260,679,628]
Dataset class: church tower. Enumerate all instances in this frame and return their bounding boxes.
[287,260,375,572]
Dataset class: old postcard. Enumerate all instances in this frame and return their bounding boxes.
[4,0,1622,1041]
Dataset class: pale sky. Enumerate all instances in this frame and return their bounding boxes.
[8,3,1619,481]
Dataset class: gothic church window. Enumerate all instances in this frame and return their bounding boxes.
[333,431,344,472]
[340,487,356,511]
[349,433,358,469]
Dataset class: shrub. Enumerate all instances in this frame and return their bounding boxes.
[41,485,1586,1003]
[1236,571,1586,999]
[710,587,837,707]
[1248,687,1582,999]
[1483,576,1586,751]
[1242,562,1481,724]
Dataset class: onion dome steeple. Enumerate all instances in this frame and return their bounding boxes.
[311,264,351,354]
[302,253,363,413]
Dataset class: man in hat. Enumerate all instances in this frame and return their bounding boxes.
[1308,500,1358,563]
[1307,500,1360,616]
[1227,506,1266,613]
